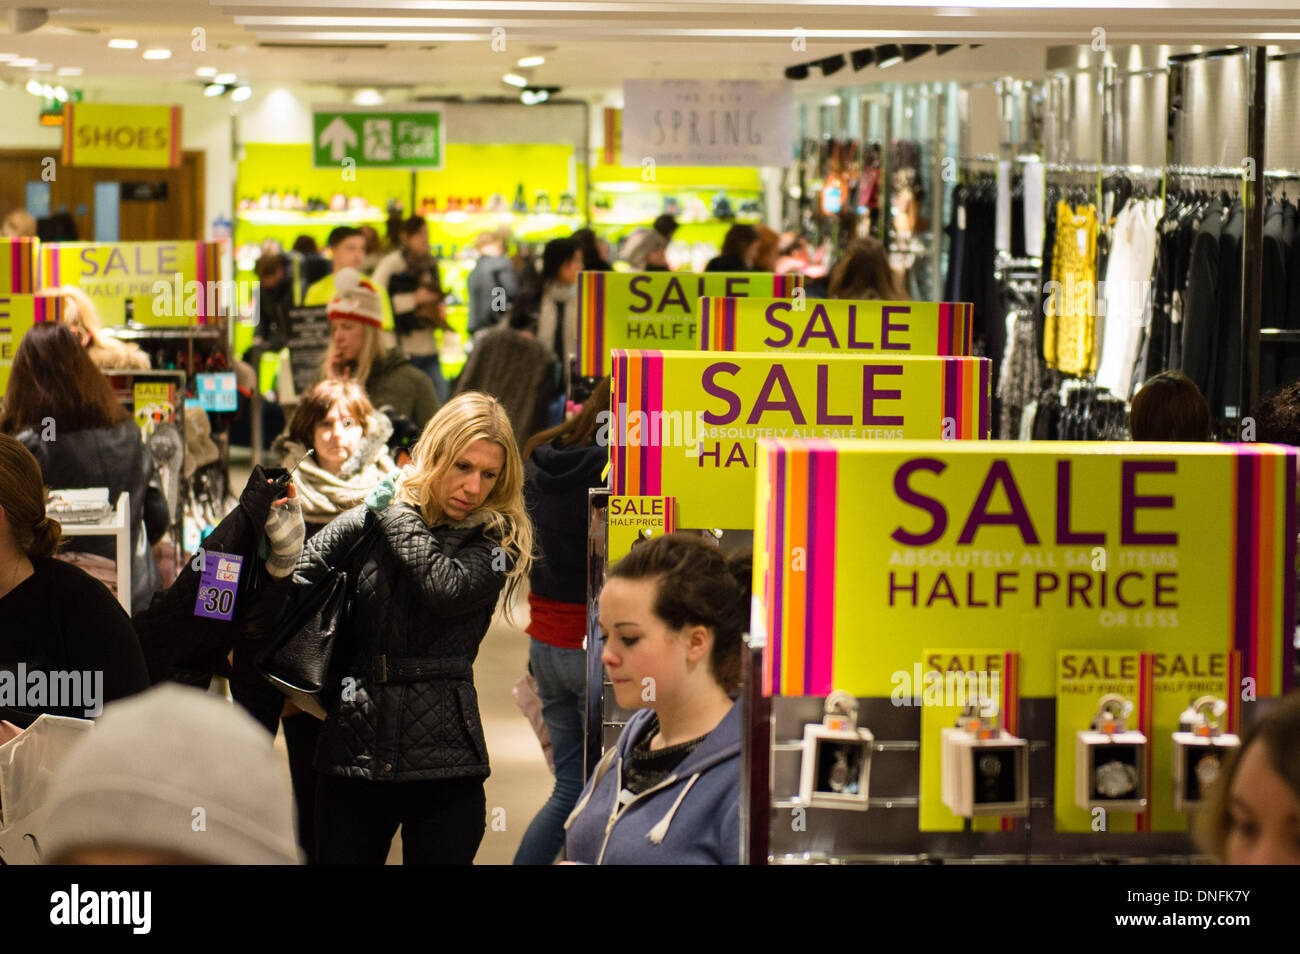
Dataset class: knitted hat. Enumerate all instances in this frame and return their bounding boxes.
[40,684,301,865]
[328,267,383,328]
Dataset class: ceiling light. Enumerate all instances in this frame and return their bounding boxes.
[29,63,52,72]
[196,67,218,78]
[215,72,237,85]
[517,56,545,68]
[231,85,252,102]
[143,49,172,60]
[822,95,842,106]
[851,49,874,70]
[351,87,383,106]
[875,44,903,68]
[203,83,224,97]
[935,45,960,55]
[57,67,83,77]
[784,63,810,80]
[0,54,18,62]
[25,79,41,95]
[108,39,138,50]
[10,57,37,67]
[41,84,53,99]
[53,86,68,102]
[503,73,527,87]
[819,54,846,76]
[901,45,932,63]
[520,89,541,105]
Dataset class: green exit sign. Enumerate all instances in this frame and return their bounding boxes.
[311,104,445,170]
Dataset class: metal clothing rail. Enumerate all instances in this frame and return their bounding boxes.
[1165,164,1248,177]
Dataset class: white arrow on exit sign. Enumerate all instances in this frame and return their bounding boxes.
[319,115,358,161]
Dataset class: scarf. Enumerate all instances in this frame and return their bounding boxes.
[272,413,399,525]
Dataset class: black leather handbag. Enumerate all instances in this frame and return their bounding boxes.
[256,512,381,720]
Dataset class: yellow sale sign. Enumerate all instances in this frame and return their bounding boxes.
[39,241,225,326]
[0,295,62,397]
[609,350,990,529]
[575,271,803,377]
[753,440,1295,700]
[697,297,973,356]
[62,103,182,169]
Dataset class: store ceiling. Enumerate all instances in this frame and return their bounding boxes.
[1,1,1300,96]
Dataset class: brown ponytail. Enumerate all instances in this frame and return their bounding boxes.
[608,533,752,694]
[0,433,61,558]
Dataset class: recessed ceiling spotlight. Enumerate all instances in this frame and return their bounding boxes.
[196,67,218,78]
[10,58,38,67]
[57,66,83,76]
[108,39,138,50]
[143,49,172,60]
[517,56,545,68]
[214,72,237,84]
[231,85,252,102]
[503,73,527,87]
[203,83,224,97]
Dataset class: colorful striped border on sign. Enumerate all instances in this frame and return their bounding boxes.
[609,349,665,497]
[577,271,607,378]
[700,296,737,351]
[1231,445,1297,697]
[0,239,39,294]
[1135,652,1155,832]
[941,356,992,439]
[937,302,974,357]
[760,439,838,697]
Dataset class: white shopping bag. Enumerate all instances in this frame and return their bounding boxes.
[0,714,93,865]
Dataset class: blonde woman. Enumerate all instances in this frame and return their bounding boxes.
[39,285,150,371]
[320,268,440,428]
[259,390,533,865]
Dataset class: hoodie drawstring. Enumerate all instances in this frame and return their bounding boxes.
[646,773,699,845]
[564,745,618,832]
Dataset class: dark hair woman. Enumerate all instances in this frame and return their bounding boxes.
[535,237,583,365]
[828,237,908,300]
[0,323,170,612]
[565,533,751,864]
[514,378,611,865]
[257,391,534,864]
[1129,371,1212,441]
[705,224,759,273]
[570,228,611,272]
[1199,692,1300,864]
[0,433,148,730]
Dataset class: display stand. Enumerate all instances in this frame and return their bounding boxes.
[57,491,131,616]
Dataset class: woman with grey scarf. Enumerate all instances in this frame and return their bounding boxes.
[267,378,399,862]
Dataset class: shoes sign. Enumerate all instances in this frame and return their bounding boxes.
[311,105,445,170]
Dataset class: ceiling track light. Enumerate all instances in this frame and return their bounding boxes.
[784,63,810,80]
[875,44,903,68]
[851,49,875,71]
[819,54,846,76]
[901,44,932,63]
[935,45,960,55]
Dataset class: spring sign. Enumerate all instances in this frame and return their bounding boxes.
[697,297,974,357]
[575,271,802,377]
[753,440,1297,700]
[610,350,990,528]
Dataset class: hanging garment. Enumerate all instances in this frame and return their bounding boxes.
[1213,200,1245,416]
[1044,201,1099,376]
[997,308,1042,439]
[1180,198,1224,407]
[1097,198,1162,398]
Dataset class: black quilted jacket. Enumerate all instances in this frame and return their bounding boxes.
[284,502,512,782]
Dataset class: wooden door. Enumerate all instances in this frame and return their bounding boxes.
[0,148,205,241]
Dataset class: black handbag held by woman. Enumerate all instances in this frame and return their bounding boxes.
[256,511,381,719]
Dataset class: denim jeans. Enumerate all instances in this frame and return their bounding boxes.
[513,639,588,865]
[408,352,450,404]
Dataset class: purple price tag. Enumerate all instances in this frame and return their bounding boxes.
[194,551,243,621]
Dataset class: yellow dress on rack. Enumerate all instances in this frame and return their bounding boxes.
[1043,201,1099,376]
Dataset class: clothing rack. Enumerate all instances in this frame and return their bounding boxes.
[1165,164,1247,178]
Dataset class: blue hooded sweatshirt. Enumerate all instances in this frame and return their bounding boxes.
[564,700,741,865]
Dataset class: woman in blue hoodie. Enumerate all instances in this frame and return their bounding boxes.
[565,533,748,865]
[513,378,610,865]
